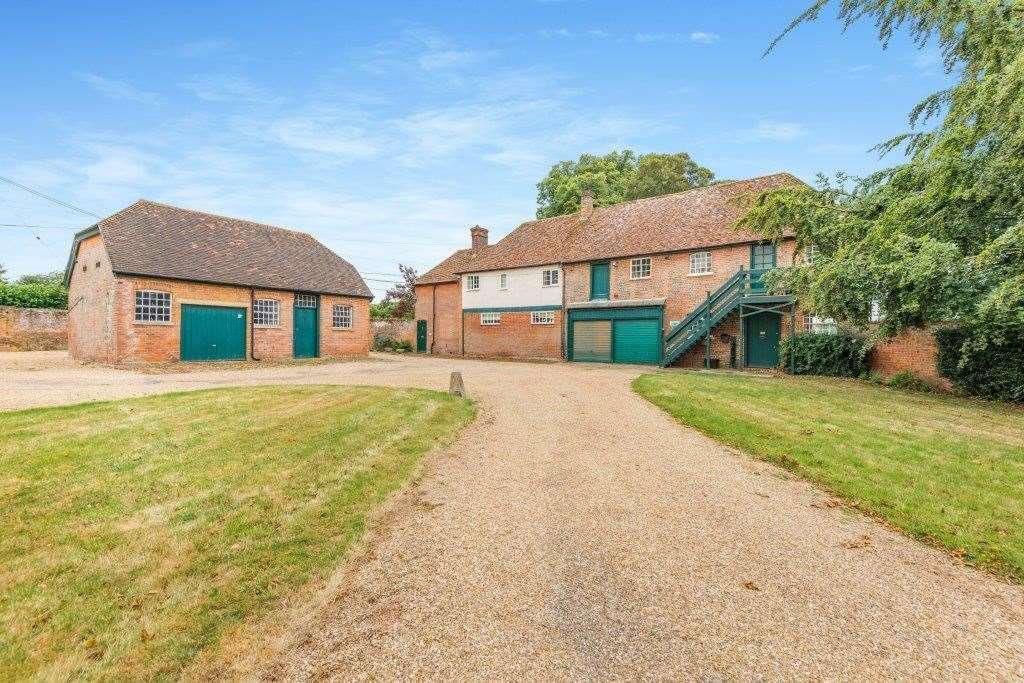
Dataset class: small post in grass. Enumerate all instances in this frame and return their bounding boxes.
[449,371,467,397]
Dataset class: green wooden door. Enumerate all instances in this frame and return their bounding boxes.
[416,320,427,352]
[745,311,781,367]
[613,319,661,364]
[293,305,319,359]
[590,262,610,300]
[572,320,612,362]
[180,304,246,361]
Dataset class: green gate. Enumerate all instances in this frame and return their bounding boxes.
[293,294,319,359]
[180,304,247,361]
[416,320,427,352]
[745,311,781,367]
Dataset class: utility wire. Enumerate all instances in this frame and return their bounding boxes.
[0,175,100,218]
[0,223,82,229]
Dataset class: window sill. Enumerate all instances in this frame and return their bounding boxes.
[687,272,714,277]
[542,284,560,288]
[332,326,353,331]
[629,276,651,281]
[133,320,173,326]
[254,324,281,329]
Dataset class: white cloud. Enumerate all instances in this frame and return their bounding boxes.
[743,120,808,142]
[178,74,274,103]
[689,31,720,44]
[538,28,575,39]
[418,49,489,71]
[263,116,380,159]
[76,73,159,105]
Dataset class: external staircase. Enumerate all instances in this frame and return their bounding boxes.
[661,266,795,367]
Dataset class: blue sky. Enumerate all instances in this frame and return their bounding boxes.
[0,1,945,296]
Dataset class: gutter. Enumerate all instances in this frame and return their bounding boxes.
[249,287,259,361]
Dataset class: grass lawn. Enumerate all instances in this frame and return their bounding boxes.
[0,385,474,680]
[634,371,1024,582]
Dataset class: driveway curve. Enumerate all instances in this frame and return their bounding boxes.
[3,352,1023,679]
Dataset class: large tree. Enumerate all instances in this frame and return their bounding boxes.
[380,264,418,320]
[536,150,714,218]
[738,1,1024,359]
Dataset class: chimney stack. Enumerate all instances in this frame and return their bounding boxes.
[470,225,489,250]
[580,189,595,217]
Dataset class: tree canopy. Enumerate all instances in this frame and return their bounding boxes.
[379,264,417,320]
[536,150,714,218]
[739,0,1024,366]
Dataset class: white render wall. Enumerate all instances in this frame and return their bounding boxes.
[461,265,562,309]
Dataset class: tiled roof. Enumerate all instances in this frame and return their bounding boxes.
[72,200,371,297]
[415,246,494,285]
[441,173,801,276]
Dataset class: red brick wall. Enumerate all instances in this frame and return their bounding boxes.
[67,234,118,362]
[564,239,797,333]
[463,310,562,359]
[252,289,293,359]
[414,282,462,355]
[870,327,950,389]
[320,295,372,357]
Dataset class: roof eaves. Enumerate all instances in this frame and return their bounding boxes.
[63,224,101,287]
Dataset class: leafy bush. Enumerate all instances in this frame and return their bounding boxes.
[885,370,936,393]
[0,282,68,309]
[373,335,413,353]
[935,327,1024,403]
[779,332,872,377]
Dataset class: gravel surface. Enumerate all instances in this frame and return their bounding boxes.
[4,351,1023,679]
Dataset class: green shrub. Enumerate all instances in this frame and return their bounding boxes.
[0,282,68,309]
[935,327,1024,402]
[779,332,873,377]
[392,340,413,352]
[885,370,936,393]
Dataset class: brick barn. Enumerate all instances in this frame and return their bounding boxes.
[64,200,372,363]
[414,173,824,368]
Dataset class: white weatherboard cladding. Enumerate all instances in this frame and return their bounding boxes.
[461,265,562,309]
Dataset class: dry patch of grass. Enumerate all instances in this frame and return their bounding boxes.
[0,385,474,680]
[634,371,1024,582]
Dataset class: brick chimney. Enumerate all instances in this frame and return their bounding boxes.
[470,225,489,250]
[580,189,595,217]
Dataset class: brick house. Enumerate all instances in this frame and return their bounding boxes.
[64,200,372,363]
[415,173,811,367]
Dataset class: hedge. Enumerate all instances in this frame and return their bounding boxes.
[935,327,1024,403]
[779,332,873,377]
[0,282,68,309]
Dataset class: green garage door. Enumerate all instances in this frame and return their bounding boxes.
[613,319,661,364]
[180,304,246,361]
[572,320,612,362]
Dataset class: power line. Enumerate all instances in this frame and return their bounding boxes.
[0,175,100,219]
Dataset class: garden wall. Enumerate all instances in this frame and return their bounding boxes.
[372,319,416,346]
[0,305,68,351]
[869,326,951,390]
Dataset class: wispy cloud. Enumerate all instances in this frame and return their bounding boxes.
[178,74,274,103]
[76,72,159,105]
[689,31,720,44]
[742,120,808,142]
[538,28,575,39]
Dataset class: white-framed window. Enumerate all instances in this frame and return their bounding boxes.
[466,275,480,291]
[499,273,509,290]
[531,311,555,325]
[689,251,712,275]
[295,293,317,308]
[332,304,353,329]
[542,269,560,287]
[804,315,838,334]
[630,257,651,280]
[253,298,280,327]
[134,290,171,323]
[480,312,501,325]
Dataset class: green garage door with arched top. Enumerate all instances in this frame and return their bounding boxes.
[180,304,247,361]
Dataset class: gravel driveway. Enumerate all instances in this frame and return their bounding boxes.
[4,351,1023,679]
